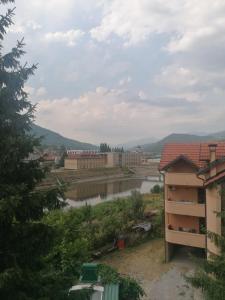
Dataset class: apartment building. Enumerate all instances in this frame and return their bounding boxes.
[106,152,141,168]
[64,153,106,170]
[159,142,225,261]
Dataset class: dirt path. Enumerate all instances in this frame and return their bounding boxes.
[100,239,203,300]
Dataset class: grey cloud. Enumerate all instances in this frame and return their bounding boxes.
[3,0,225,142]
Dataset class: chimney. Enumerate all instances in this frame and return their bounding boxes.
[208,143,217,163]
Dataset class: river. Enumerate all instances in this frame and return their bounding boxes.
[66,176,163,207]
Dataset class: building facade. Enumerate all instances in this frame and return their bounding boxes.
[159,142,225,261]
[64,153,106,170]
[106,152,141,168]
[65,151,141,170]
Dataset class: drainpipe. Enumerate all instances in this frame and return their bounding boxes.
[195,172,207,257]
[208,144,217,177]
[160,170,168,261]
[196,144,218,258]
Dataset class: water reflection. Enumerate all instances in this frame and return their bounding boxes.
[66,177,162,207]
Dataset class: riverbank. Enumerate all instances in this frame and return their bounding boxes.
[40,164,160,187]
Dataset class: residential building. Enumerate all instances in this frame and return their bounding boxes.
[67,150,98,155]
[64,153,106,170]
[65,150,141,170]
[159,142,225,261]
[106,152,141,168]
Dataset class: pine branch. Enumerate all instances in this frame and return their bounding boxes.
[1,39,26,69]
[0,0,15,4]
[207,230,225,251]
[0,8,15,40]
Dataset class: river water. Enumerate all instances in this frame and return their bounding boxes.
[66,176,163,207]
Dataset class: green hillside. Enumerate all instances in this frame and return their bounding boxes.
[31,124,97,150]
[142,132,225,154]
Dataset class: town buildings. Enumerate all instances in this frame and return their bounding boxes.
[106,152,141,168]
[159,142,225,261]
[64,151,142,170]
[64,152,106,170]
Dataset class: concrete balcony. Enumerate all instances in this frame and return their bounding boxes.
[165,200,205,217]
[166,229,206,248]
[165,173,203,187]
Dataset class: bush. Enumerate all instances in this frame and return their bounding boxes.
[151,184,163,194]
[129,190,145,221]
[43,192,161,292]
[98,264,145,300]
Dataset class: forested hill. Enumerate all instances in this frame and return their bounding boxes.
[31,124,98,150]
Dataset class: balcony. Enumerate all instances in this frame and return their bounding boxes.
[166,229,206,248]
[165,200,205,217]
[165,173,203,187]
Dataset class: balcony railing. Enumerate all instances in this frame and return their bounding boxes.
[166,228,206,248]
[165,200,205,217]
[165,173,203,186]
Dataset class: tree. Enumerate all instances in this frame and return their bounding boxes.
[187,183,225,299]
[58,145,67,167]
[100,143,111,152]
[130,191,145,221]
[112,147,124,153]
[99,264,144,300]
[150,184,163,194]
[0,1,65,299]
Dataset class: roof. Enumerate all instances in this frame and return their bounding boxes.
[67,153,106,159]
[42,153,56,161]
[198,157,225,175]
[81,263,99,283]
[159,142,225,171]
[204,170,225,187]
[69,283,119,300]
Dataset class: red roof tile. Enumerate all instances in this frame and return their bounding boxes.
[204,170,225,187]
[159,142,225,171]
[67,153,106,159]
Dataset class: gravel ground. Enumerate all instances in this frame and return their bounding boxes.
[99,239,204,300]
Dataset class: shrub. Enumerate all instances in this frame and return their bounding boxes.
[151,184,163,194]
[129,190,145,221]
[98,264,145,300]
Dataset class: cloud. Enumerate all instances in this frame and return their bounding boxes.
[35,84,225,144]
[91,0,225,52]
[7,20,42,34]
[4,0,225,142]
[44,29,84,46]
[138,90,147,100]
[25,85,47,101]
[119,76,132,86]
[35,87,166,143]
[155,64,225,97]
[36,87,47,97]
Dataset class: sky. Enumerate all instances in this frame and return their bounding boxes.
[3,0,225,145]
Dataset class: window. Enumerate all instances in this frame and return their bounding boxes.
[198,188,206,204]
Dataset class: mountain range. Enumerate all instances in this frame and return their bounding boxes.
[116,137,157,150]
[139,131,225,153]
[31,124,225,154]
[31,124,97,150]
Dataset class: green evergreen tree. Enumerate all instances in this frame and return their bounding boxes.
[0,1,65,299]
[58,145,67,167]
[187,184,225,299]
[100,143,111,152]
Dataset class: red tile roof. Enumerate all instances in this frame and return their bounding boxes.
[204,170,225,187]
[159,142,225,171]
[67,153,106,159]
